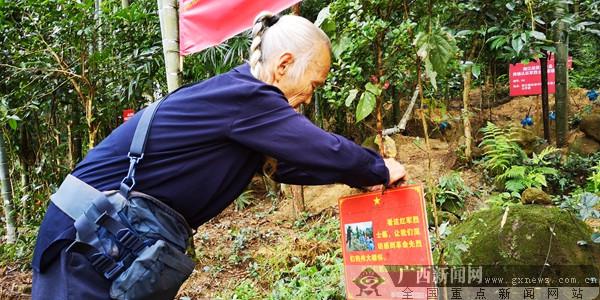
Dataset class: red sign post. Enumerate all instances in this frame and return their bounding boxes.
[339,185,434,299]
[509,55,573,96]
[122,109,135,123]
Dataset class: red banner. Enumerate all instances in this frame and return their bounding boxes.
[179,0,300,56]
[339,185,434,299]
[509,55,573,97]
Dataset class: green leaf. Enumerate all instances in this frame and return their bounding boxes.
[506,2,515,11]
[505,180,525,193]
[511,38,523,54]
[472,64,481,79]
[455,30,472,37]
[355,92,376,123]
[8,119,17,130]
[365,82,381,96]
[531,31,546,40]
[345,89,358,107]
[332,35,351,59]
[314,6,330,27]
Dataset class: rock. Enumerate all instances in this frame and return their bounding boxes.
[580,113,600,142]
[362,135,397,158]
[569,136,600,156]
[374,135,397,158]
[512,128,542,155]
[520,188,552,205]
[445,206,600,266]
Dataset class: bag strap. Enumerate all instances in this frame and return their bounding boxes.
[119,99,164,197]
[119,83,193,197]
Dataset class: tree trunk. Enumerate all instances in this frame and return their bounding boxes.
[291,185,305,218]
[0,133,17,244]
[554,3,569,147]
[540,51,550,142]
[122,0,129,9]
[289,2,305,217]
[69,97,82,167]
[462,65,473,161]
[158,0,182,92]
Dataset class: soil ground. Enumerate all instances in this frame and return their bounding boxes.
[0,88,597,299]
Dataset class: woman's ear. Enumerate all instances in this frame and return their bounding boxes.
[274,52,294,81]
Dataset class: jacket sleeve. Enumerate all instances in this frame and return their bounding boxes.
[273,156,388,187]
[228,85,389,187]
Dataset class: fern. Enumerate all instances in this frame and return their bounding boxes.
[234,190,255,211]
[496,147,559,194]
[587,162,600,193]
[479,122,526,174]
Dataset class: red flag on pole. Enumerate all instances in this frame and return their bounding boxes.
[179,0,301,56]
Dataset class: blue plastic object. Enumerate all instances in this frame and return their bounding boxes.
[439,121,449,130]
[521,115,534,127]
[587,89,598,101]
[549,111,556,121]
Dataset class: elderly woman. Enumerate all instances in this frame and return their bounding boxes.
[31,13,407,300]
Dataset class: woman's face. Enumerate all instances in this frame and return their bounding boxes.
[268,43,331,110]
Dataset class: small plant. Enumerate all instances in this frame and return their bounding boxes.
[546,152,600,195]
[586,162,600,193]
[433,171,473,207]
[488,147,559,207]
[269,251,345,300]
[228,228,253,264]
[479,122,526,174]
[487,192,520,207]
[218,279,261,300]
[572,193,600,221]
[234,189,256,211]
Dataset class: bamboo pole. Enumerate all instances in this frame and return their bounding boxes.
[462,65,473,161]
[158,0,182,92]
[554,2,569,147]
[0,133,16,244]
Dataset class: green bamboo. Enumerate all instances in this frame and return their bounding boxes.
[0,133,16,244]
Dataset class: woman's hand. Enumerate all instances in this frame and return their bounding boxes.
[384,158,407,185]
[366,159,408,191]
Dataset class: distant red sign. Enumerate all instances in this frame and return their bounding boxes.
[122,109,135,123]
[339,185,433,299]
[509,55,573,96]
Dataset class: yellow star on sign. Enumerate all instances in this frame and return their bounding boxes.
[374,197,381,205]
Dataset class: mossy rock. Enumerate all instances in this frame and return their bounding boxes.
[445,205,600,266]
[569,136,600,157]
[580,113,600,142]
[512,128,543,155]
[521,188,552,205]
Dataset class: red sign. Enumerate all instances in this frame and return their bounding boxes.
[122,109,135,123]
[179,0,300,56]
[509,55,573,96]
[339,185,433,299]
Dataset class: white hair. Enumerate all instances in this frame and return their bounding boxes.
[249,12,331,81]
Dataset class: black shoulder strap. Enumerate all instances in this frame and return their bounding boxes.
[129,100,162,157]
[119,99,164,197]
[119,83,194,197]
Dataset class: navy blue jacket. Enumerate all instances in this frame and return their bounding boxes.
[32,63,388,271]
